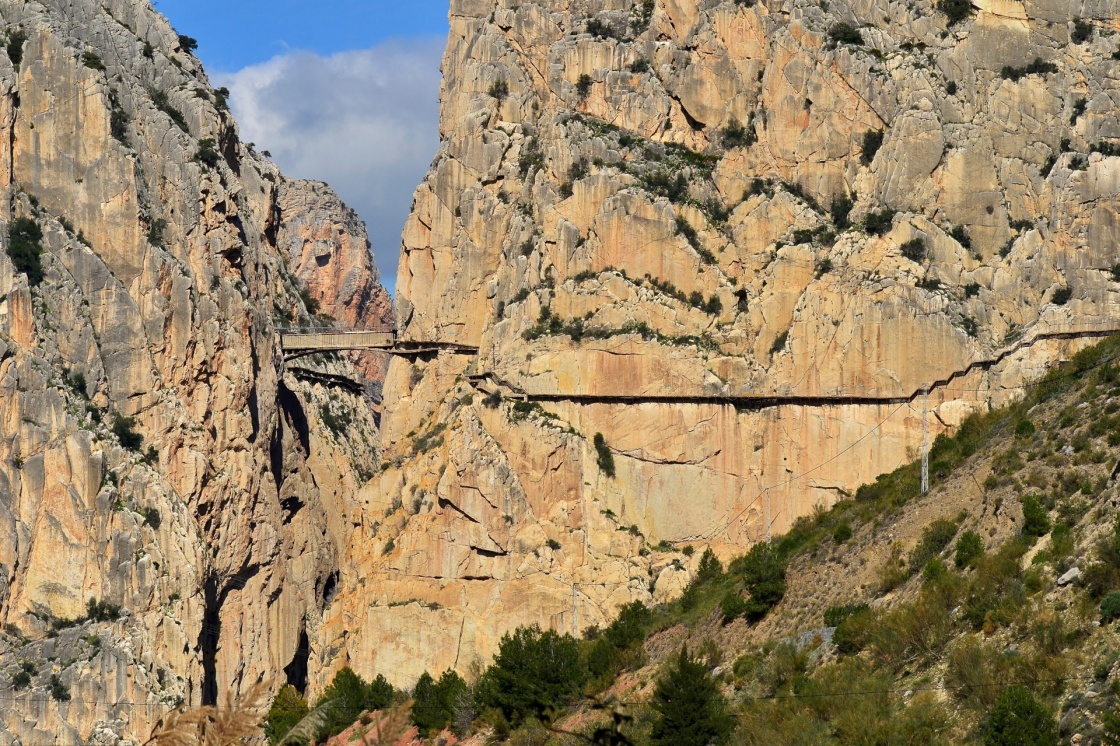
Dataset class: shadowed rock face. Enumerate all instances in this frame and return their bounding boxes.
[318,0,1120,690]
[0,0,389,742]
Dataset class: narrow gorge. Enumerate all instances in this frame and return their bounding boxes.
[0,0,1118,742]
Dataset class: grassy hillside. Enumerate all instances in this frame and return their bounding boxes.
[258,333,1120,745]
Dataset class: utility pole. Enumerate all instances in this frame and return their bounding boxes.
[765,489,772,543]
[921,387,930,495]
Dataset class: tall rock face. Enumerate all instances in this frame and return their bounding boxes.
[323,0,1120,688]
[0,0,389,742]
[278,180,395,382]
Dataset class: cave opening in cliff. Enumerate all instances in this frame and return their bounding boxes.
[284,628,310,692]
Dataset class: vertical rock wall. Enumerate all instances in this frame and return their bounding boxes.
[323,0,1120,689]
[0,1,390,742]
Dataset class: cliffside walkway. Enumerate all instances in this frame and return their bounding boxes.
[467,321,1120,409]
[280,327,479,361]
[282,320,1120,407]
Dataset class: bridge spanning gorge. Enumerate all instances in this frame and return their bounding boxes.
[279,327,479,360]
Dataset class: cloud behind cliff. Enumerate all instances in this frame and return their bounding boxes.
[216,38,445,297]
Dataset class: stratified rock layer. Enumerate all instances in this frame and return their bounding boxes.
[322,0,1120,689]
[0,1,389,742]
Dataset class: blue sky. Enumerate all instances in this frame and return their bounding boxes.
[155,1,450,72]
[155,1,452,297]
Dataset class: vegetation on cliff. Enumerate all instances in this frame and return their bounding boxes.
[248,333,1120,744]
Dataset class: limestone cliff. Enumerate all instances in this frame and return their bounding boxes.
[321,0,1120,690]
[278,179,394,383]
[0,1,390,743]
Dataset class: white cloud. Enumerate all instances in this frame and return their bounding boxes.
[217,38,445,296]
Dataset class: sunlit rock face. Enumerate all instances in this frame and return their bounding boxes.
[0,0,389,741]
[322,0,1120,689]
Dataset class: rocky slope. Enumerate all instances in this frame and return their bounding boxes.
[345,333,1120,745]
[0,1,390,743]
[321,0,1120,691]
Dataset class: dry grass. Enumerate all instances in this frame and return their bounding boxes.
[143,682,269,746]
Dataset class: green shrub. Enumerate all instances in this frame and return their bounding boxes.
[909,519,958,575]
[112,414,144,451]
[593,433,615,478]
[149,88,188,131]
[900,238,927,262]
[1050,523,1074,561]
[861,130,884,165]
[650,646,734,746]
[730,542,787,621]
[1072,18,1093,44]
[488,79,509,100]
[81,51,106,70]
[264,684,308,744]
[586,601,651,680]
[11,669,30,690]
[631,0,655,33]
[1021,495,1051,537]
[1052,286,1072,305]
[832,522,853,543]
[6,30,26,69]
[313,667,397,742]
[824,603,869,628]
[865,209,896,236]
[949,225,971,249]
[194,138,222,169]
[833,605,876,655]
[720,592,749,623]
[109,92,130,145]
[586,18,618,39]
[1101,592,1120,623]
[1015,419,1036,438]
[476,625,586,724]
[7,217,44,286]
[85,597,122,622]
[1001,58,1058,82]
[721,117,756,149]
[831,194,853,229]
[644,170,690,202]
[955,530,985,568]
[923,558,948,581]
[411,669,468,735]
[576,74,593,101]
[48,674,70,702]
[298,285,319,315]
[940,0,975,24]
[178,34,199,54]
[694,548,723,585]
[770,331,789,355]
[141,507,161,529]
[828,23,863,46]
[983,685,1056,746]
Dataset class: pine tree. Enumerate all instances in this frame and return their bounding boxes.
[475,625,586,723]
[983,685,1056,746]
[650,646,734,746]
[411,669,468,735]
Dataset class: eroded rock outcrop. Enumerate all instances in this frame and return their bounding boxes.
[321,0,1120,690]
[0,1,389,742]
[278,179,394,382]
